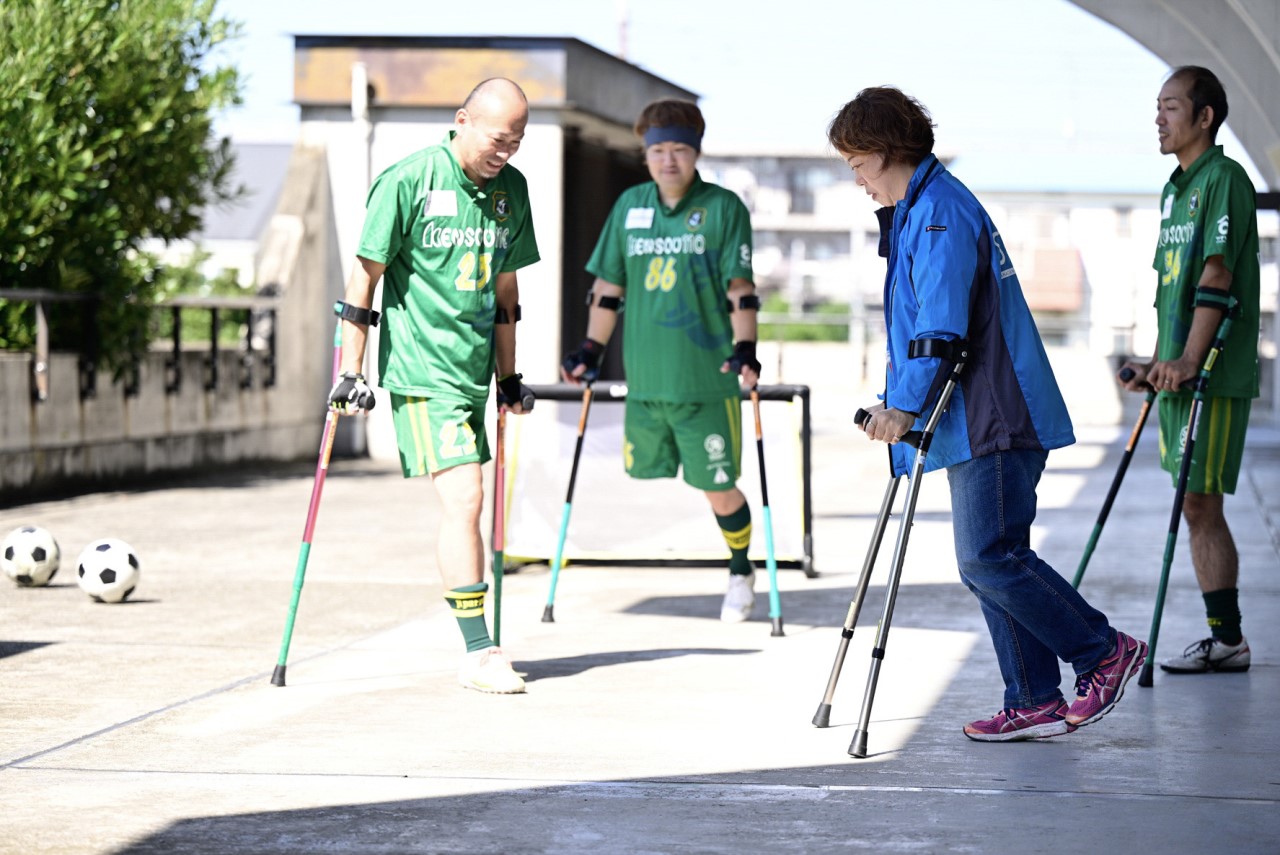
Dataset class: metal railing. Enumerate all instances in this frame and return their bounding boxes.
[1,288,279,403]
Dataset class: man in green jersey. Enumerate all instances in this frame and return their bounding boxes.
[1119,66,1261,674]
[329,78,540,694]
[561,99,763,623]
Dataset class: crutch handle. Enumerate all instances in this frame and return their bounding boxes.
[854,408,922,449]
[1118,366,1193,392]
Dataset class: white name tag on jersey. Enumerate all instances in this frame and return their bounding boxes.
[423,190,458,218]
[625,207,655,229]
[1161,195,1173,219]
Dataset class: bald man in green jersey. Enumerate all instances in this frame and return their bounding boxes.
[1120,66,1261,675]
[562,99,763,623]
[331,78,539,694]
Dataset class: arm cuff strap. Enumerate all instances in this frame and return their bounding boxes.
[495,304,522,324]
[725,294,762,313]
[1193,287,1236,314]
[908,337,970,363]
[594,294,622,311]
[334,301,380,327]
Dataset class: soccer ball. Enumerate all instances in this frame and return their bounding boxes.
[2,525,61,587]
[76,538,140,603]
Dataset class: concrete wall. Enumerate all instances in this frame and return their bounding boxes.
[0,146,344,503]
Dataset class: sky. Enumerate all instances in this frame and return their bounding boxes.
[208,0,1259,194]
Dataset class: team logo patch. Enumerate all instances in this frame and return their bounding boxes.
[492,191,511,222]
[1188,188,1200,218]
[704,433,726,460]
[686,207,707,231]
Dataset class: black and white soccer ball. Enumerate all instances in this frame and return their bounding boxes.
[76,538,140,603]
[2,525,61,587]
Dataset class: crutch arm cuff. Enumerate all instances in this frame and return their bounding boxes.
[907,337,970,363]
[1193,287,1237,315]
[334,301,380,327]
[587,289,622,311]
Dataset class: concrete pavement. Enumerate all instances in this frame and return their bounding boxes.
[2,349,1278,854]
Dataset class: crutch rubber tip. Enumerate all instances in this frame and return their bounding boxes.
[849,730,869,759]
[270,665,287,687]
[1138,662,1154,688]
[541,604,555,623]
[771,617,785,637]
[812,704,832,728]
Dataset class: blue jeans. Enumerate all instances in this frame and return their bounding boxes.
[946,449,1114,708]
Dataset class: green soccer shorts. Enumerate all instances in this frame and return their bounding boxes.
[1157,394,1251,495]
[390,393,491,478]
[623,397,743,491]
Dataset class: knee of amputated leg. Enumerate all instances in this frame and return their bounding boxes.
[1181,492,1225,530]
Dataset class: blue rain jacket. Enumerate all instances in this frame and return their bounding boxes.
[881,155,1075,476]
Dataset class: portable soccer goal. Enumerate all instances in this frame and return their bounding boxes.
[500,382,815,576]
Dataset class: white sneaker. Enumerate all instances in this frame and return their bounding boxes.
[1159,636,1251,673]
[720,572,756,622]
[458,646,526,693]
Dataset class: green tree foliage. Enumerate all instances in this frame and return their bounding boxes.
[0,0,242,373]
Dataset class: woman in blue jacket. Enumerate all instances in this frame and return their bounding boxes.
[829,86,1147,741]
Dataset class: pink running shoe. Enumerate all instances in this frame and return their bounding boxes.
[963,699,1073,742]
[1065,631,1148,728]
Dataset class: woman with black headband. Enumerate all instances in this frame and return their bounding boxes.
[561,99,764,623]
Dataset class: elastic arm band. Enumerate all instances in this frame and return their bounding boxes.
[589,292,621,311]
[908,337,970,364]
[495,304,522,324]
[334,301,380,327]
[1193,287,1236,314]
[725,294,762,314]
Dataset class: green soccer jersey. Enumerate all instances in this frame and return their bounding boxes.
[357,132,539,401]
[1152,145,1260,398]
[586,172,754,403]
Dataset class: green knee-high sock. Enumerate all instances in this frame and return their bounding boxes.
[1204,588,1243,645]
[444,582,494,653]
[715,502,755,576]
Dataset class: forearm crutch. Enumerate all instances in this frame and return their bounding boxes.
[492,406,508,646]
[271,320,344,687]
[1072,367,1155,589]
[1139,302,1237,688]
[750,386,784,637]
[542,382,594,623]
[812,471,900,727]
[492,385,536,643]
[849,344,968,759]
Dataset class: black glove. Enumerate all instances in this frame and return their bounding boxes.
[328,372,376,413]
[497,373,535,412]
[725,340,762,377]
[561,338,605,383]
